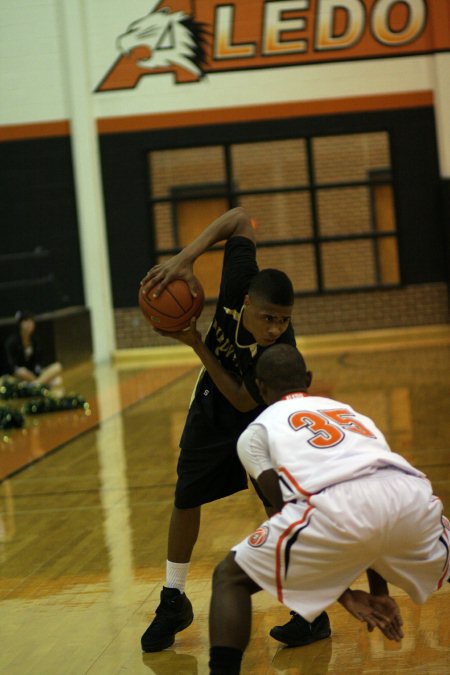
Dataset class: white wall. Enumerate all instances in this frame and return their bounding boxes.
[1,0,448,127]
[0,0,68,125]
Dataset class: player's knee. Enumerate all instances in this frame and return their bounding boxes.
[213,552,258,594]
[212,552,239,590]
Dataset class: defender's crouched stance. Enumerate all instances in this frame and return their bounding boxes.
[208,345,450,675]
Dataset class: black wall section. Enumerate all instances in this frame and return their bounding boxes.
[0,137,84,318]
[99,107,447,308]
[99,136,154,309]
[390,115,444,284]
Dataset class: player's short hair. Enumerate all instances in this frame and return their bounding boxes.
[256,344,308,391]
[248,269,294,306]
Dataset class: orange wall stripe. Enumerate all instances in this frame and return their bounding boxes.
[0,120,70,141]
[96,91,434,134]
[0,91,433,141]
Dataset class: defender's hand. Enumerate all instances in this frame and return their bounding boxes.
[339,589,404,641]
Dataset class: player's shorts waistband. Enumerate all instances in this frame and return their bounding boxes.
[284,467,425,506]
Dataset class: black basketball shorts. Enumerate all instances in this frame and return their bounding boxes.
[174,442,272,509]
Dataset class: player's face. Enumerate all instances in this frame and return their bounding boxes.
[243,296,292,346]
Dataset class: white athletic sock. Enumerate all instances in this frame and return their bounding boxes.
[166,560,190,593]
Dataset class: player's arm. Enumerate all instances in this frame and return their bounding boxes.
[158,317,258,411]
[141,207,255,297]
[366,568,388,595]
[194,339,259,411]
[256,469,284,513]
[237,425,284,510]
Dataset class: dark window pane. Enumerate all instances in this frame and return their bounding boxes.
[322,241,376,289]
[257,244,317,293]
[240,192,312,240]
[313,133,391,185]
[153,203,175,249]
[232,139,309,190]
[317,187,372,236]
[149,146,225,198]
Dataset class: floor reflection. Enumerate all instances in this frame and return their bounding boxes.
[271,638,332,674]
[142,650,199,675]
[0,341,448,674]
[0,363,195,480]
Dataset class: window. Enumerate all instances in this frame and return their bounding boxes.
[148,132,399,299]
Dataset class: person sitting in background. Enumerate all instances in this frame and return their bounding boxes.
[3,310,63,388]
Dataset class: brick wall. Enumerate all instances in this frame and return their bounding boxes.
[115,282,450,349]
[149,133,396,292]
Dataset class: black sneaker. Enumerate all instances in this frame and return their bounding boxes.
[141,587,194,652]
[270,611,331,647]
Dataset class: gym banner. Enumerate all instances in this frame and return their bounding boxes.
[96,0,450,91]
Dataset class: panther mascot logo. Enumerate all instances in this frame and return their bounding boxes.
[96,1,209,91]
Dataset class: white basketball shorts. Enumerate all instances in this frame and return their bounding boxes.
[232,468,450,622]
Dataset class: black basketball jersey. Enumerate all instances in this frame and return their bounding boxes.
[180,236,296,451]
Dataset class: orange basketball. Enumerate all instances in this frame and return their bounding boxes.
[138,278,204,332]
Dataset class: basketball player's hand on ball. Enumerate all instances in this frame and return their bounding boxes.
[154,317,202,348]
[338,589,404,641]
[141,253,200,299]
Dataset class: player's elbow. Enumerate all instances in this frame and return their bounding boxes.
[230,207,255,241]
[230,206,249,221]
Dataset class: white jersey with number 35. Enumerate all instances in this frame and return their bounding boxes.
[237,393,424,502]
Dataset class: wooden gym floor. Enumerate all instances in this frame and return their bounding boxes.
[0,327,449,674]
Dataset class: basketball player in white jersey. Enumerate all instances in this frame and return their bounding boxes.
[208,344,450,675]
